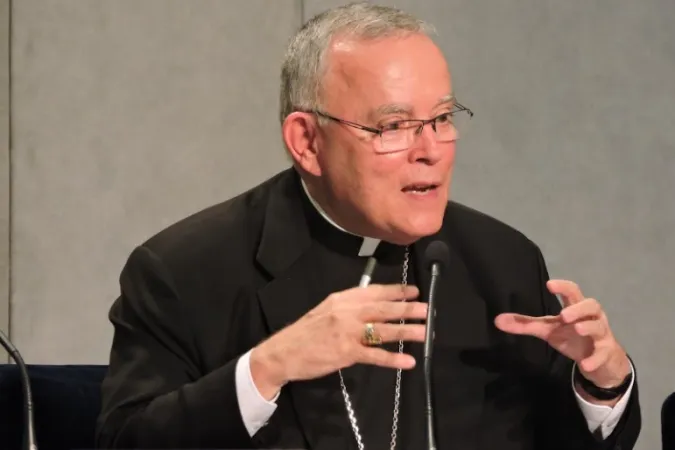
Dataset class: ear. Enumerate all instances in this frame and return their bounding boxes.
[282,112,322,176]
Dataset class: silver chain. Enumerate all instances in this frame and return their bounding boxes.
[339,247,410,450]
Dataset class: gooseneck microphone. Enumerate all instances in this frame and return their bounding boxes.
[359,256,378,287]
[0,328,38,450]
[423,240,450,450]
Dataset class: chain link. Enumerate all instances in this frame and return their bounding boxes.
[339,246,410,450]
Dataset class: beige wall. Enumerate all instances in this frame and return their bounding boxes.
[0,0,9,363]
[9,0,300,363]
[3,1,674,448]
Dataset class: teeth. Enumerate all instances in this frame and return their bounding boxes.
[405,185,435,192]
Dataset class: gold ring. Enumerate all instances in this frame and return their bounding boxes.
[363,323,382,346]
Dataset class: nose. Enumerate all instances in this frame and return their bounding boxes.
[408,122,444,165]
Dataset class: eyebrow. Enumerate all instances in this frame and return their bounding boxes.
[436,94,455,107]
[374,103,413,118]
[371,93,455,120]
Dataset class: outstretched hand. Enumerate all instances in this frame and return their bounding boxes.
[495,279,631,391]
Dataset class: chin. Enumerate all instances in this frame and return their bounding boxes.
[391,213,445,245]
[412,217,444,237]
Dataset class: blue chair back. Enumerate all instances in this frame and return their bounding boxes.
[0,364,108,450]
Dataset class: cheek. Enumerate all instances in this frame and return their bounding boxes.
[360,154,407,197]
[435,145,457,182]
[319,143,370,199]
[447,144,457,165]
[370,149,405,174]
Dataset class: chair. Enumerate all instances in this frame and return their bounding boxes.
[664,392,675,450]
[0,364,108,450]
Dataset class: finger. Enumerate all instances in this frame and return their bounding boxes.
[359,347,417,370]
[370,323,426,343]
[368,284,420,302]
[343,284,420,303]
[573,319,607,339]
[360,301,428,322]
[560,298,603,324]
[494,313,560,340]
[579,348,609,373]
[547,279,584,306]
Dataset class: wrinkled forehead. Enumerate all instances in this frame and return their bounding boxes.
[320,33,452,119]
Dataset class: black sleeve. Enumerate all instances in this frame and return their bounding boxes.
[95,245,253,449]
[531,244,642,450]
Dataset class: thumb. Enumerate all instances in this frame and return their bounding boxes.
[494,313,560,340]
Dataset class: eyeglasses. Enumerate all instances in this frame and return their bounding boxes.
[312,101,474,153]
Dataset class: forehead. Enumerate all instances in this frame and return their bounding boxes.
[321,33,452,117]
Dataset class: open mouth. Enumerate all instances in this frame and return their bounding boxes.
[402,183,439,194]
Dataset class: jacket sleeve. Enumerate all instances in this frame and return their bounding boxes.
[531,243,642,450]
[95,245,253,449]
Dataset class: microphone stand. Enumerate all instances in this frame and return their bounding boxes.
[0,328,38,450]
[423,262,441,450]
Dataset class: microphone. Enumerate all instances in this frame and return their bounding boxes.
[359,256,378,287]
[0,328,38,450]
[423,240,450,450]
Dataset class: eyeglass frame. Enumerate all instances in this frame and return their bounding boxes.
[306,100,474,147]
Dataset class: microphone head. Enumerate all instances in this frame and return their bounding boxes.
[424,240,450,270]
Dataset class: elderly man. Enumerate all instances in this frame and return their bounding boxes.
[96,3,640,450]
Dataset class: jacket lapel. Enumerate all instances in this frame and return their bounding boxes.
[254,169,352,450]
[413,233,491,349]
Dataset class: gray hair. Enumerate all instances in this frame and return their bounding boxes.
[279,2,436,125]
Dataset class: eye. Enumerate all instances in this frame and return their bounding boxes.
[435,112,453,124]
[380,121,404,132]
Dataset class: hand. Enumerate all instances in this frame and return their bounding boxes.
[250,284,427,399]
[494,280,631,392]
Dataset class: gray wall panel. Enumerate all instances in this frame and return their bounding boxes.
[0,0,8,363]
[308,1,673,448]
[10,0,300,363]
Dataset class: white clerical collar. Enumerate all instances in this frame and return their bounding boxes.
[301,179,381,257]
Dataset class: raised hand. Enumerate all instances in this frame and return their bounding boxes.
[250,284,427,399]
[494,279,631,391]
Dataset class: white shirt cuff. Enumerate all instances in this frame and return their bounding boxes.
[572,360,635,439]
[235,349,279,436]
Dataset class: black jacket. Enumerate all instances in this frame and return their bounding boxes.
[96,167,640,449]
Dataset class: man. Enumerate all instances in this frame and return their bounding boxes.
[95,3,641,449]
